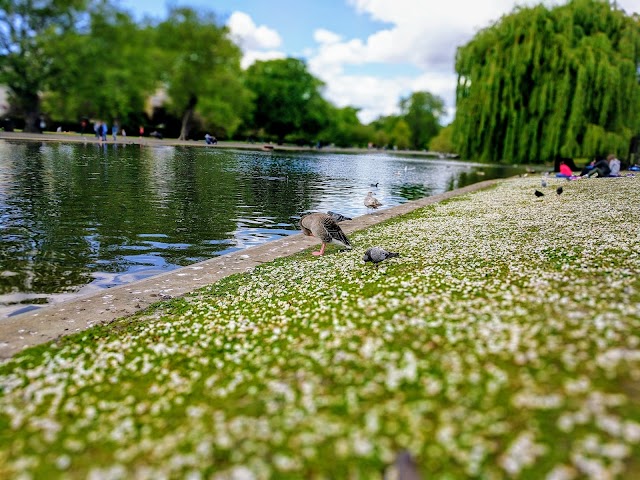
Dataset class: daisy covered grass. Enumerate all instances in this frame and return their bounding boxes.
[1,175,640,479]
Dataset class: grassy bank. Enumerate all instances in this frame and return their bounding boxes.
[1,175,640,479]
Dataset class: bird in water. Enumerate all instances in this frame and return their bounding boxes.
[534,190,544,197]
[363,246,400,267]
[370,182,379,187]
[364,191,383,209]
[556,186,563,195]
[300,213,352,256]
[327,211,352,223]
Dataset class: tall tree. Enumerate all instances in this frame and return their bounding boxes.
[454,0,640,163]
[399,91,445,150]
[155,8,251,140]
[42,6,156,129]
[245,58,328,143]
[0,0,90,132]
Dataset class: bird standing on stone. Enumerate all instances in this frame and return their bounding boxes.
[364,191,383,209]
[300,213,352,256]
[327,211,352,223]
[363,246,400,267]
[534,190,544,197]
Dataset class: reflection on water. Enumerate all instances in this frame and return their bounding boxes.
[0,141,526,317]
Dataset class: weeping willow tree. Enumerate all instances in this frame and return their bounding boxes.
[454,0,640,163]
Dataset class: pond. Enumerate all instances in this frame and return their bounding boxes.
[0,141,527,317]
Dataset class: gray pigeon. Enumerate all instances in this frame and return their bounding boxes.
[363,246,400,267]
[300,213,352,256]
[327,211,352,223]
[384,450,422,480]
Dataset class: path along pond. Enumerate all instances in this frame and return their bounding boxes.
[0,140,527,318]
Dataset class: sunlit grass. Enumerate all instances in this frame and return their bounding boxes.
[1,175,640,479]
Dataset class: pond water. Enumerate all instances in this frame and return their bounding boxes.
[0,141,527,317]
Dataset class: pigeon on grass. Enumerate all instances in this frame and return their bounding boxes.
[363,246,400,267]
[383,449,422,480]
[534,190,544,197]
[300,213,352,256]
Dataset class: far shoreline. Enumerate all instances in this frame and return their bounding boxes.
[0,130,454,158]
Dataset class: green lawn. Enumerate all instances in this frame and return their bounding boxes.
[2,175,640,479]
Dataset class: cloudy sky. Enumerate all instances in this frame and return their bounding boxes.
[120,0,639,125]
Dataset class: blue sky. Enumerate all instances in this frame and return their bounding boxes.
[118,0,640,125]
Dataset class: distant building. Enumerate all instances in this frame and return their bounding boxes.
[0,86,10,117]
[145,87,169,118]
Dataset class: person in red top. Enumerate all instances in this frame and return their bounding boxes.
[558,160,573,177]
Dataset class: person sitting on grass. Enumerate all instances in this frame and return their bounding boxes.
[584,157,611,178]
[557,160,574,178]
[608,154,621,177]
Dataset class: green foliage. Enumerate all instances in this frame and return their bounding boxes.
[370,115,412,150]
[454,0,640,163]
[428,124,455,153]
[0,0,90,131]
[399,91,445,150]
[152,7,251,140]
[42,6,156,128]
[317,105,374,147]
[244,58,329,143]
[390,118,411,150]
[369,115,401,148]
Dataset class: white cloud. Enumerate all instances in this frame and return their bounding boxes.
[239,50,286,70]
[227,12,282,51]
[309,0,567,124]
[314,29,343,45]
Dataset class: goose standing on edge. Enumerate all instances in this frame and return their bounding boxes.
[300,213,352,256]
[364,191,383,209]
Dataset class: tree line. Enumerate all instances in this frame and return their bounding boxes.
[0,1,444,151]
[1,0,638,162]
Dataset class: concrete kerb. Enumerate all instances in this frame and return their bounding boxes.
[0,178,499,360]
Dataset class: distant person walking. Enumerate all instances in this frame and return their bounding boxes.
[101,121,108,142]
[112,122,119,142]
